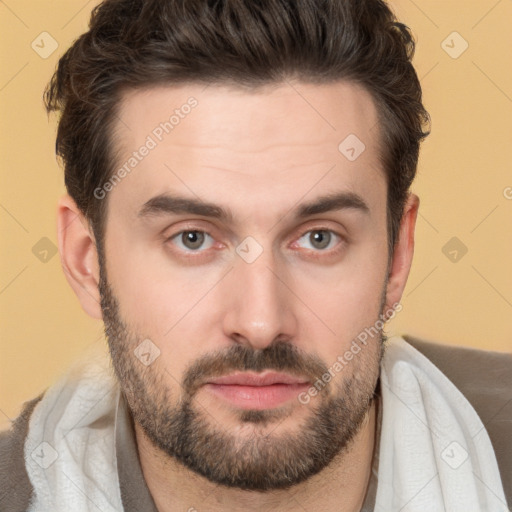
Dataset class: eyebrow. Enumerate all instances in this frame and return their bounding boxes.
[138,190,370,223]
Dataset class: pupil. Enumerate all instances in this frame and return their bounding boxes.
[311,230,330,249]
[184,231,204,249]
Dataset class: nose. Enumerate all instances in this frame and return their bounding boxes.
[222,247,298,350]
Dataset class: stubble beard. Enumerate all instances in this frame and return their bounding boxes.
[99,267,384,491]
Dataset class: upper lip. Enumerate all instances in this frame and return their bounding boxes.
[206,371,310,386]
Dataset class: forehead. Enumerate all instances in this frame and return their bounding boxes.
[108,80,384,223]
[115,80,380,153]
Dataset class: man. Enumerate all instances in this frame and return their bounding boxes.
[1,0,510,510]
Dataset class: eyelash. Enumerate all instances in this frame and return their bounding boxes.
[166,226,345,259]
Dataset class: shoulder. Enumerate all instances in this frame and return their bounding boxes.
[0,393,45,511]
[403,334,512,406]
[403,334,512,503]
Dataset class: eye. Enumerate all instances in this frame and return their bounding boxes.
[295,229,342,252]
[169,230,215,252]
[167,227,344,258]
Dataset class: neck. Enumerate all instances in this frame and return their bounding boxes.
[135,398,378,512]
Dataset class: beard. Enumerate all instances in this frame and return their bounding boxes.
[98,264,385,491]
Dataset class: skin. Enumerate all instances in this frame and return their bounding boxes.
[57,80,419,512]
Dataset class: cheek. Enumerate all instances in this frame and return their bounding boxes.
[296,280,384,364]
[290,251,387,363]
[104,244,224,379]
[104,219,213,331]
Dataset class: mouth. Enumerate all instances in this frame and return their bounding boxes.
[203,371,311,410]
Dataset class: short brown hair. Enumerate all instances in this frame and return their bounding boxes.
[45,0,430,255]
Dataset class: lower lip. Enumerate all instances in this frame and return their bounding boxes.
[204,383,310,410]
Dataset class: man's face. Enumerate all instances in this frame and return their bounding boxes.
[100,81,390,490]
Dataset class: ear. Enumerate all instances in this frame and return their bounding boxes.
[57,194,102,319]
[384,193,419,312]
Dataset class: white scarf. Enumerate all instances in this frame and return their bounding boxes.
[375,338,507,511]
[24,337,508,511]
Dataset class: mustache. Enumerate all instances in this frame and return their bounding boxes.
[182,340,329,397]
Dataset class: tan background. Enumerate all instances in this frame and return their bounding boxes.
[1,0,511,430]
